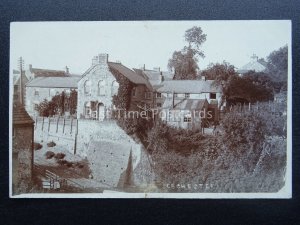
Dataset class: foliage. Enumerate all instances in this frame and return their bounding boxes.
[184,26,207,57]
[34,142,43,150]
[201,62,273,104]
[221,110,268,172]
[54,152,66,160]
[47,141,56,147]
[225,75,273,104]
[45,151,55,159]
[148,109,286,192]
[110,66,135,110]
[168,26,207,80]
[36,90,78,117]
[201,62,237,84]
[266,45,288,83]
[168,48,199,80]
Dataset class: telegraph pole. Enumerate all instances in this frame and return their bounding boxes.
[18,57,24,106]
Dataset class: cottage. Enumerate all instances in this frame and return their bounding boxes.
[25,76,80,116]
[153,80,222,128]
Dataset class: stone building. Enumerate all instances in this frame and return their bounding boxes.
[25,76,80,116]
[77,54,152,120]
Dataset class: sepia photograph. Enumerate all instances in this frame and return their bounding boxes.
[9,20,291,198]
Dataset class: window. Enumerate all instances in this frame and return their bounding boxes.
[185,93,190,98]
[156,92,162,98]
[184,116,192,122]
[174,93,178,98]
[84,80,91,95]
[156,103,162,108]
[210,93,216,99]
[145,92,152,99]
[34,90,39,96]
[132,87,136,97]
[111,80,119,96]
[98,80,106,96]
[84,102,91,117]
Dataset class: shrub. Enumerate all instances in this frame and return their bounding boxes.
[66,162,73,167]
[74,162,84,168]
[45,151,55,159]
[34,142,43,150]
[54,153,66,160]
[57,159,68,165]
[47,141,56,147]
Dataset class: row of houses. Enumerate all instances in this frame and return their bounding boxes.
[20,54,222,129]
[15,53,266,130]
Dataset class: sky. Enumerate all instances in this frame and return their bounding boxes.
[10,20,291,75]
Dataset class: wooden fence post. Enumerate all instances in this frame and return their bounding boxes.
[56,116,59,133]
[48,118,50,132]
[63,118,65,134]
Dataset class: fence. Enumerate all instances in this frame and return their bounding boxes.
[227,101,286,115]
[34,116,78,135]
[34,164,84,190]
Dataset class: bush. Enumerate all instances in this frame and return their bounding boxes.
[66,162,73,167]
[54,153,66,160]
[34,142,43,150]
[47,141,56,147]
[57,159,68,165]
[45,151,55,159]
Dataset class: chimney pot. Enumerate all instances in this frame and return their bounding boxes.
[98,53,109,65]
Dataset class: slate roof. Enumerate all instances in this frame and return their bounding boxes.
[31,68,67,77]
[26,77,80,88]
[13,103,34,125]
[108,62,152,89]
[133,69,173,86]
[173,99,208,110]
[156,80,221,93]
[13,73,29,86]
[238,61,266,73]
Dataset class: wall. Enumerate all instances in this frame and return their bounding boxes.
[77,55,118,119]
[34,117,77,153]
[34,117,142,188]
[13,125,34,194]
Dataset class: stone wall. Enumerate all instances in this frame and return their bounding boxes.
[34,117,77,154]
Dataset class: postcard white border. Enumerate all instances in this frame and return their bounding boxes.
[9,20,292,199]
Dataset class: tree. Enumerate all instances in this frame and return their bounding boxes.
[184,26,207,57]
[201,62,273,104]
[168,26,207,80]
[36,90,78,117]
[266,45,288,83]
[201,62,237,84]
[168,48,199,80]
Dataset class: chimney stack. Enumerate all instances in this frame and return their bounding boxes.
[29,64,32,71]
[98,53,109,65]
[201,75,206,81]
[65,66,69,74]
